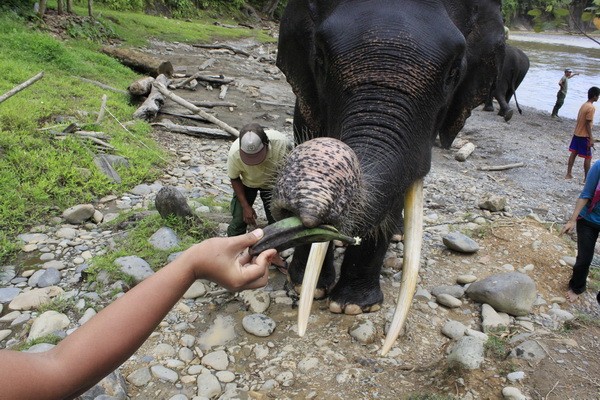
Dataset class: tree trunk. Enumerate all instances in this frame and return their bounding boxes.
[261,0,280,18]
[101,46,174,78]
[57,0,63,14]
[38,0,47,18]
[66,0,73,13]
[88,0,93,17]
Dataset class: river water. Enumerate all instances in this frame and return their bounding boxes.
[506,32,600,122]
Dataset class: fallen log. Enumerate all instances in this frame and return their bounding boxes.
[128,76,155,97]
[133,74,169,121]
[0,71,44,104]
[189,100,237,108]
[171,73,234,89]
[256,99,294,108]
[101,46,174,78]
[152,119,232,139]
[191,43,250,58]
[159,110,210,123]
[153,81,239,137]
[479,162,525,171]
[199,58,217,70]
[75,76,127,95]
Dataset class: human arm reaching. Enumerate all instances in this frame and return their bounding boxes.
[0,229,276,400]
[231,177,257,225]
[561,198,588,234]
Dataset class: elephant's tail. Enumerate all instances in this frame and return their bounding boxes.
[514,89,523,115]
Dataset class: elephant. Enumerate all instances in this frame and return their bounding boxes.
[272,0,506,354]
[483,44,530,122]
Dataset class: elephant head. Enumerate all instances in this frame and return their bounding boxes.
[272,0,505,355]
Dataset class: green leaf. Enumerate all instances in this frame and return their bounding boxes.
[553,8,570,18]
[528,9,542,17]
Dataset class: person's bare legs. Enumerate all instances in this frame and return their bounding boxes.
[566,289,579,302]
[565,152,577,179]
[583,157,591,183]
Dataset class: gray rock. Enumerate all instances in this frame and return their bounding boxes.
[239,289,271,313]
[0,287,21,303]
[127,367,152,386]
[441,320,467,340]
[202,350,229,371]
[62,204,95,224]
[507,371,526,383]
[502,386,528,400]
[0,266,17,285]
[37,268,62,288]
[28,310,70,340]
[130,184,154,196]
[431,285,465,299]
[148,226,180,250]
[348,319,377,344]
[155,186,198,221]
[242,313,276,337]
[447,336,485,369]
[481,303,510,331]
[436,293,462,308]
[183,281,206,299]
[150,365,178,383]
[509,339,547,364]
[478,195,507,212]
[443,232,479,253]
[114,256,154,284]
[466,272,536,316]
[196,372,222,398]
[79,370,127,400]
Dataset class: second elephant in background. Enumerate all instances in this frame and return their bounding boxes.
[484,44,530,121]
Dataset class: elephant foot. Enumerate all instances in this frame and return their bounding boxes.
[482,105,494,112]
[503,109,514,122]
[327,283,383,315]
[293,283,327,300]
[329,301,381,315]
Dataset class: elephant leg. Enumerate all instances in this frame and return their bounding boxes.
[483,88,495,111]
[289,243,336,299]
[328,236,387,314]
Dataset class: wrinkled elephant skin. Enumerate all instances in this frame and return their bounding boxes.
[272,0,506,346]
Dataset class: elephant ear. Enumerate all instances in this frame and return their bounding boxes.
[276,0,322,135]
[438,0,505,148]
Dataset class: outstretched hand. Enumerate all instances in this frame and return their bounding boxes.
[183,229,277,291]
[561,220,576,235]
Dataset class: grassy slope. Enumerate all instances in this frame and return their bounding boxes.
[0,6,274,262]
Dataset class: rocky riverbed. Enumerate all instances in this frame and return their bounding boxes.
[1,38,600,400]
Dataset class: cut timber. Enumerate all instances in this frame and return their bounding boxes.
[128,76,155,97]
[75,76,127,95]
[101,47,174,78]
[159,110,209,123]
[171,73,233,89]
[479,162,525,171]
[152,119,232,139]
[153,81,239,137]
[133,74,169,121]
[0,72,44,104]
[190,100,237,108]
[219,85,228,100]
[192,43,250,57]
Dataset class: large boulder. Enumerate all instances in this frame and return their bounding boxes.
[466,272,536,316]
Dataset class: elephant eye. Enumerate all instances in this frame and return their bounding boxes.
[444,59,464,90]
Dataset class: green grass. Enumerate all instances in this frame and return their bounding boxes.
[16,334,63,351]
[87,212,216,284]
[0,6,263,263]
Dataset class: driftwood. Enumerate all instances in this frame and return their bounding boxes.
[152,119,232,139]
[133,74,170,121]
[219,85,228,100]
[0,72,44,104]
[159,110,209,123]
[190,100,237,108]
[199,58,217,70]
[479,162,525,171]
[256,99,294,108]
[128,76,155,97]
[171,73,234,89]
[96,94,108,124]
[101,46,174,78]
[153,81,239,137]
[75,76,127,95]
[192,43,250,58]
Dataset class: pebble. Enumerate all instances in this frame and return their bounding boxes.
[242,314,276,337]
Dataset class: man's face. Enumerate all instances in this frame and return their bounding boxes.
[566,71,572,77]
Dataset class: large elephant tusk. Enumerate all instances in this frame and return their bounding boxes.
[380,179,424,356]
[297,241,329,337]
